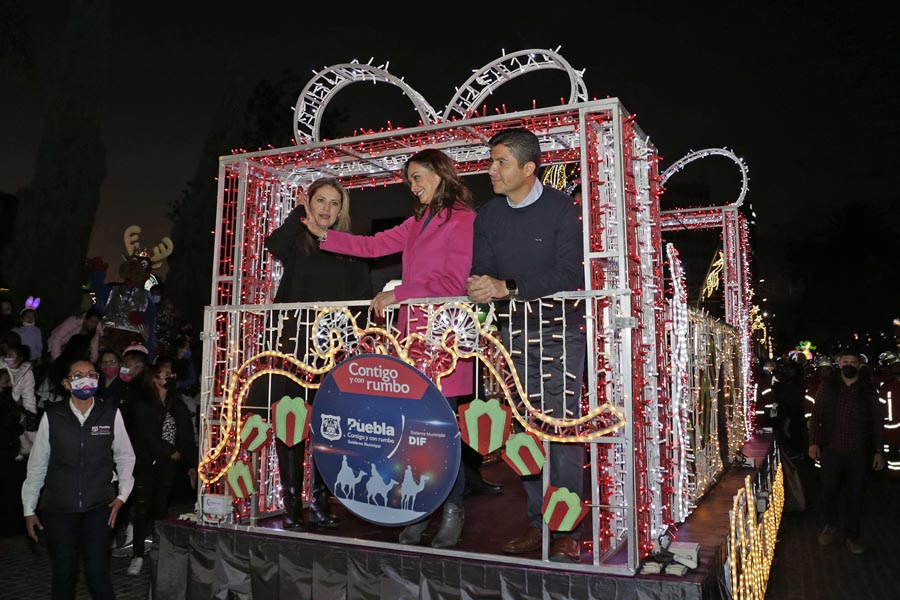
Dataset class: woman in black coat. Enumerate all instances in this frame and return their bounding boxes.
[261,177,372,530]
[127,358,197,575]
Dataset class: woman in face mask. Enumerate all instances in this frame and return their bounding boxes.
[126,358,197,576]
[118,344,149,384]
[21,358,135,598]
[4,344,36,460]
[96,349,126,407]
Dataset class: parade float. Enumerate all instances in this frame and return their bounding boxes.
[155,48,783,599]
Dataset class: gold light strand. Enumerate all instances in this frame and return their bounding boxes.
[201,300,629,486]
[540,163,569,191]
[701,251,725,301]
[729,463,785,599]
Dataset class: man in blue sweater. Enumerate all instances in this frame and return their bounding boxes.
[467,128,586,563]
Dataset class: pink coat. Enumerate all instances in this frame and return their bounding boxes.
[48,315,102,363]
[321,206,475,397]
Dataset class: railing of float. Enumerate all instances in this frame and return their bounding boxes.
[196,286,748,576]
[198,290,649,574]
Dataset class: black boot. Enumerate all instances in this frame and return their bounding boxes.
[431,503,464,548]
[308,484,340,528]
[282,491,306,531]
[399,518,431,545]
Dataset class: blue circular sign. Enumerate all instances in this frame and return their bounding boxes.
[311,354,460,526]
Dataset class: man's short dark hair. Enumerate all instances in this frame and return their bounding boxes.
[489,128,542,171]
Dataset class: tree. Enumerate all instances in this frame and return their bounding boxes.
[0,0,110,333]
[165,70,348,339]
[0,0,35,80]
[164,79,255,341]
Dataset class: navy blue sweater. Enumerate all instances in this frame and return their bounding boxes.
[471,186,584,299]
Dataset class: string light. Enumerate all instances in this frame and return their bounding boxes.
[200,48,758,575]
[728,453,784,598]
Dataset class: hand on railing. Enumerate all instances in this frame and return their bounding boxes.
[466,275,509,303]
[370,290,397,319]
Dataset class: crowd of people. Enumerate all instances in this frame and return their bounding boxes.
[0,126,592,600]
[9,123,897,596]
[1,277,200,595]
[755,348,900,555]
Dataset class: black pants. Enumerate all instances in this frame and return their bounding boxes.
[42,505,115,600]
[820,447,868,539]
[132,459,177,558]
[504,323,587,535]
[275,436,315,513]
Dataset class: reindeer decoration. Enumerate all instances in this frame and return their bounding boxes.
[91,226,174,358]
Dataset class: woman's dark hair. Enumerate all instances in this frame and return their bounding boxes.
[83,308,103,321]
[64,355,94,375]
[97,347,123,364]
[140,357,174,402]
[60,334,91,362]
[403,149,474,220]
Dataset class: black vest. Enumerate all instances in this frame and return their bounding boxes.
[40,400,118,513]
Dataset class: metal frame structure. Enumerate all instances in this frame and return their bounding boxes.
[196,49,753,577]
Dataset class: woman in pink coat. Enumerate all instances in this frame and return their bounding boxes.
[302,148,475,548]
[304,148,476,398]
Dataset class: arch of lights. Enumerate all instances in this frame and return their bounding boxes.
[199,48,754,576]
[659,147,755,453]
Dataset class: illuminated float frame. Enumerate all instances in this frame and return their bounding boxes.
[197,48,754,576]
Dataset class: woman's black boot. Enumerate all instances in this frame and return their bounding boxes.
[282,490,307,531]
[308,484,340,528]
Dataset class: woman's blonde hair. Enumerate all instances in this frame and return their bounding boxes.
[306,177,351,233]
[297,177,352,255]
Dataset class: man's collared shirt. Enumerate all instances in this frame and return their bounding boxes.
[506,179,543,209]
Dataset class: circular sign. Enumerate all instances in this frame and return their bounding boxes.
[311,354,460,526]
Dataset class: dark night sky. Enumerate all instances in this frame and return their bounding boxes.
[1,2,898,351]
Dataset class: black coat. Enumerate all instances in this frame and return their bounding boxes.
[129,387,197,476]
[264,206,373,303]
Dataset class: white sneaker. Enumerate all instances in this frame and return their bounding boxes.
[127,557,143,576]
[111,523,134,549]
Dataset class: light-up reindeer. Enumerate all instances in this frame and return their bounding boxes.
[90,226,174,358]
